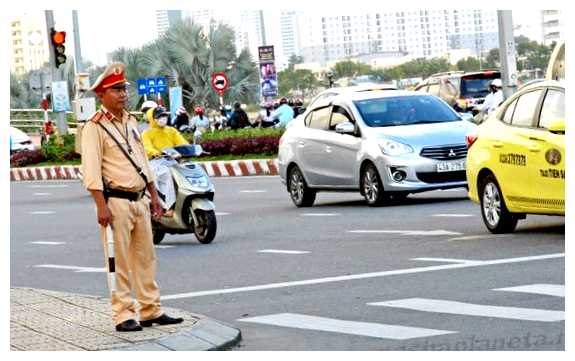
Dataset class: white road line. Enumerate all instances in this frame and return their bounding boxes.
[448,234,512,241]
[29,211,55,215]
[349,230,462,236]
[215,212,231,216]
[161,253,564,301]
[240,190,267,193]
[30,241,66,245]
[368,298,564,322]
[33,193,52,196]
[432,214,473,218]
[258,249,311,255]
[155,245,175,249]
[410,257,482,265]
[28,185,69,188]
[301,213,341,217]
[33,264,105,273]
[494,284,565,298]
[238,313,456,340]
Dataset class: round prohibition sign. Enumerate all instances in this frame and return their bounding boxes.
[211,72,230,95]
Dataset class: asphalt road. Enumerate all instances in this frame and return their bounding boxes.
[11,177,565,350]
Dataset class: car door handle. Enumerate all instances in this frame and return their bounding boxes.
[528,145,541,152]
[529,136,545,142]
[297,140,305,147]
[325,146,332,153]
[492,140,503,148]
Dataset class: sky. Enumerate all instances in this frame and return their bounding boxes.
[38,8,549,67]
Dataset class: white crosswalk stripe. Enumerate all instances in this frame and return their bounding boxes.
[368,298,564,322]
[238,313,456,340]
[494,284,565,298]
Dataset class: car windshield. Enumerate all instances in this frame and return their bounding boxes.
[460,74,499,98]
[353,95,461,127]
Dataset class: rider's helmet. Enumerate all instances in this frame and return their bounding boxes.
[140,100,158,113]
[194,106,205,115]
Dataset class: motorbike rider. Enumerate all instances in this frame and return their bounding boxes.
[475,79,504,115]
[142,106,189,217]
[190,106,210,143]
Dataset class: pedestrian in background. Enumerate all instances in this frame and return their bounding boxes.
[81,62,183,332]
[228,102,250,130]
[269,97,295,127]
[190,106,210,143]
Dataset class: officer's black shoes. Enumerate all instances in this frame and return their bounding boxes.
[140,314,184,327]
[115,319,143,332]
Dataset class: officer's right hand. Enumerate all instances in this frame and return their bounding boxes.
[97,205,113,227]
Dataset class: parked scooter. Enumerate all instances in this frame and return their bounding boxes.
[151,144,217,245]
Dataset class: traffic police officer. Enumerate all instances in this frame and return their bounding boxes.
[81,62,183,332]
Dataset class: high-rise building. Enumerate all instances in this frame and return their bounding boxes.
[541,10,563,46]
[297,10,498,66]
[10,13,50,75]
[156,10,183,37]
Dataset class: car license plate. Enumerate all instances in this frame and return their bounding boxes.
[436,160,466,172]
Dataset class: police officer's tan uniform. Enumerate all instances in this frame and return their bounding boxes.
[82,106,164,326]
[80,63,182,330]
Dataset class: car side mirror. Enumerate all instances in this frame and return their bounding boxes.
[548,119,565,134]
[335,121,355,135]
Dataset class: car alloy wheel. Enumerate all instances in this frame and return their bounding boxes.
[361,163,387,206]
[480,175,518,233]
[287,166,316,207]
[482,182,501,227]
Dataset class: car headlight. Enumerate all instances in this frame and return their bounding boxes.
[379,140,413,156]
[186,175,210,189]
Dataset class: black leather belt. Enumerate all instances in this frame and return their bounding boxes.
[104,188,145,202]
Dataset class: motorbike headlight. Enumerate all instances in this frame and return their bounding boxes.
[379,140,413,156]
[186,175,210,189]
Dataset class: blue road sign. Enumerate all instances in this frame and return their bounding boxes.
[147,78,156,87]
[148,86,156,94]
[137,79,147,95]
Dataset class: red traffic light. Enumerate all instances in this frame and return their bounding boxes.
[52,31,66,45]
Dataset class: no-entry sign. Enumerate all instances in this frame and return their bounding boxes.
[211,72,229,96]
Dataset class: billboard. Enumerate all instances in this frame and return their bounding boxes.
[258,45,278,98]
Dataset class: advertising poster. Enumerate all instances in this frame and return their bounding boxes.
[258,46,278,98]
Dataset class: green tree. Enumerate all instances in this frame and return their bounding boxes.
[456,57,481,72]
[331,60,372,79]
[278,68,318,98]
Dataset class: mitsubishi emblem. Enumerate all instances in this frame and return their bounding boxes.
[448,149,456,157]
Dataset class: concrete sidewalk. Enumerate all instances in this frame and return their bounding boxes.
[10,158,279,182]
[10,288,241,351]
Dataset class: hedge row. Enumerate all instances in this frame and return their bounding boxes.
[11,131,281,168]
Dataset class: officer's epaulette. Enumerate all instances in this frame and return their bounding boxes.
[88,111,104,123]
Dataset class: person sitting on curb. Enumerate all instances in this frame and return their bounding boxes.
[142,106,188,217]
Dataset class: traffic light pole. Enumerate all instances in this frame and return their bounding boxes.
[44,10,68,137]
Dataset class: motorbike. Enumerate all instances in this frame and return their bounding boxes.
[151,144,217,245]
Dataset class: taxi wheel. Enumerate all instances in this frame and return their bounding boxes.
[288,166,316,207]
[480,175,518,233]
[361,163,388,206]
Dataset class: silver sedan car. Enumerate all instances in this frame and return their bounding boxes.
[278,87,477,207]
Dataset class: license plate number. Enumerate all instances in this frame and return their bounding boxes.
[436,160,466,172]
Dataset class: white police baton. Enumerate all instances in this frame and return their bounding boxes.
[105,225,117,295]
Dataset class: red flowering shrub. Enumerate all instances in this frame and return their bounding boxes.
[10,149,46,168]
[200,135,279,157]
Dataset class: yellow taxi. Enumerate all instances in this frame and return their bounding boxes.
[466,80,565,233]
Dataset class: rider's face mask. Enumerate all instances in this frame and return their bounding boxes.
[157,116,168,127]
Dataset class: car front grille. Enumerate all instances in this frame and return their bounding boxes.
[420,144,467,160]
[416,171,467,184]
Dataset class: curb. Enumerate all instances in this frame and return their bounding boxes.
[10,287,241,351]
[10,159,280,182]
